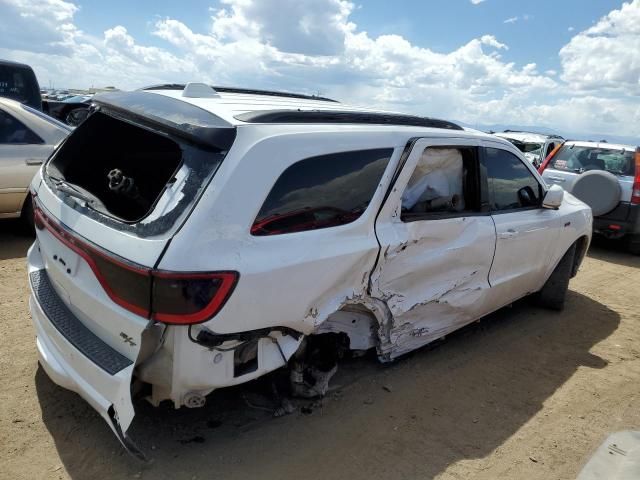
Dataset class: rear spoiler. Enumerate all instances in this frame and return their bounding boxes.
[91,91,236,151]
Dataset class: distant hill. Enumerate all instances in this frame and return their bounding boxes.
[455,122,638,146]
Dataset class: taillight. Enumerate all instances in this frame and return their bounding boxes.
[33,204,238,324]
[632,148,640,205]
[151,271,238,324]
[538,143,563,174]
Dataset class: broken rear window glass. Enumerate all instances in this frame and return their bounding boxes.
[251,148,393,236]
[45,110,227,233]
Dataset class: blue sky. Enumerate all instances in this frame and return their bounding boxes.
[1,0,638,140]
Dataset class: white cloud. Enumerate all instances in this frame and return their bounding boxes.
[210,0,355,55]
[0,0,637,137]
[504,14,531,24]
[470,0,486,4]
[568,26,575,32]
[560,0,640,94]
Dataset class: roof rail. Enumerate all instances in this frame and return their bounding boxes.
[234,110,463,130]
[140,84,338,103]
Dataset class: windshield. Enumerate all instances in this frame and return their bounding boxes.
[551,145,636,176]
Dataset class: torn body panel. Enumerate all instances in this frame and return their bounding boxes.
[136,326,302,407]
[27,242,148,458]
[369,138,497,360]
[371,216,496,359]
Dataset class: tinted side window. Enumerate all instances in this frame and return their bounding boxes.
[0,110,42,144]
[482,148,541,211]
[251,148,393,236]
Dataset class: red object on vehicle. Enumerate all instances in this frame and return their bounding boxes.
[34,203,238,324]
[538,142,563,174]
[631,148,640,205]
[608,224,622,231]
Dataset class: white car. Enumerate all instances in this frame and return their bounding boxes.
[0,97,70,226]
[27,84,592,458]
[494,131,564,169]
[540,141,640,254]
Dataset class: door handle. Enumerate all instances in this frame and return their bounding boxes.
[498,229,517,239]
[25,158,43,166]
[547,176,565,182]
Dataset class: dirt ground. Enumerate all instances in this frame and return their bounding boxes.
[1,221,640,480]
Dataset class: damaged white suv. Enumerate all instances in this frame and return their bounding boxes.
[27,84,592,458]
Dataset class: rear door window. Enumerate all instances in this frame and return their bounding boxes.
[551,145,635,176]
[251,148,393,235]
[482,147,542,212]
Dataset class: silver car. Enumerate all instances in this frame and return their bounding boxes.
[0,97,70,226]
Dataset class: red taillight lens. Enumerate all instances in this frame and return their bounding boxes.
[33,204,238,324]
[34,205,153,317]
[151,271,238,324]
[632,149,640,205]
[538,143,563,174]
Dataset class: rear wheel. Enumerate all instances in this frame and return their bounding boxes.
[537,243,576,311]
[627,235,640,255]
[65,107,89,126]
[21,194,35,233]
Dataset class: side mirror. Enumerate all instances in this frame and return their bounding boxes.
[543,184,564,209]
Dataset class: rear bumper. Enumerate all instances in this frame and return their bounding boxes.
[27,243,145,459]
[594,202,640,239]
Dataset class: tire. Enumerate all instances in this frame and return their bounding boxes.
[627,235,640,256]
[65,107,89,126]
[537,243,576,311]
[21,194,35,234]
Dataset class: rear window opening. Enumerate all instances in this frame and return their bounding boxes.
[47,112,183,222]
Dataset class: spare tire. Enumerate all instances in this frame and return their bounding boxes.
[569,170,620,216]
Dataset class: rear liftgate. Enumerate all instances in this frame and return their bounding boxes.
[30,88,238,460]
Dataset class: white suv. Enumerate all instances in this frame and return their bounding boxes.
[494,131,564,169]
[27,84,592,458]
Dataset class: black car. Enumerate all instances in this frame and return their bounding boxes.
[0,59,42,110]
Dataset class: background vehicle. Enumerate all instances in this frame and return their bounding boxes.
[494,130,564,169]
[0,59,41,111]
[42,94,93,126]
[0,97,71,226]
[541,141,640,254]
[27,84,590,457]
